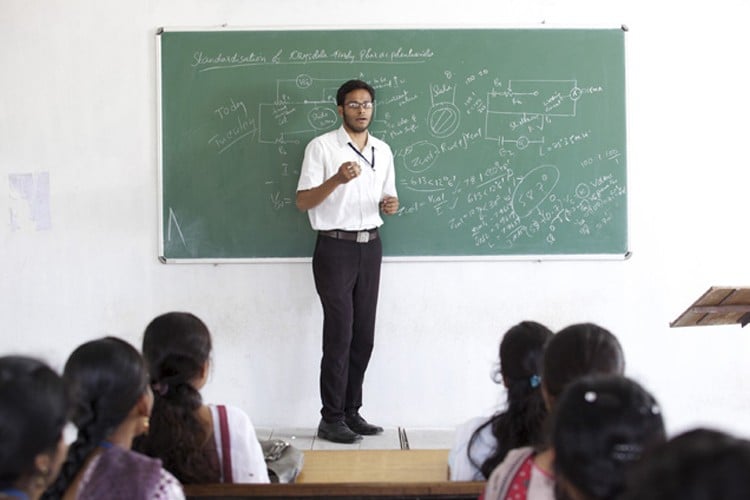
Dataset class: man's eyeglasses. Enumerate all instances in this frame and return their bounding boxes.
[344,101,374,110]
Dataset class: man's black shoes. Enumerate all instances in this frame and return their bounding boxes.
[345,412,384,436]
[317,419,362,444]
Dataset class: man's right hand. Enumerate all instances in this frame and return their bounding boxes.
[296,161,361,211]
[337,161,361,183]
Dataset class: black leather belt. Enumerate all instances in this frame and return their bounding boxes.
[319,228,378,243]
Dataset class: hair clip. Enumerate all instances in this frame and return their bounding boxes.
[584,391,597,403]
[611,443,643,462]
[638,403,661,416]
[529,374,541,388]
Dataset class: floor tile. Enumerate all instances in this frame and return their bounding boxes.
[254,427,274,440]
[312,435,362,450]
[268,427,316,451]
[357,427,401,450]
[402,428,455,449]
[259,427,456,451]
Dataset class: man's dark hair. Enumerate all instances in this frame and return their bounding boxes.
[336,79,375,106]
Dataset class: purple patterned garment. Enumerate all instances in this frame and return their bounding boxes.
[78,445,163,500]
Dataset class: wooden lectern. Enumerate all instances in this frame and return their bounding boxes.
[670,287,750,328]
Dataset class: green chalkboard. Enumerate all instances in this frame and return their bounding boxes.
[158,28,627,260]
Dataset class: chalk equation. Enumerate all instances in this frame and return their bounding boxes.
[226,65,621,250]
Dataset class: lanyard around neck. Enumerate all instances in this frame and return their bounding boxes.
[347,142,375,170]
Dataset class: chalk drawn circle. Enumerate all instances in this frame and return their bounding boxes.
[569,87,582,101]
[511,165,560,218]
[296,74,314,89]
[307,107,338,130]
[428,103,460,138]
[516,136,530,150]
[575,183,591,199]
[401,141,440,174]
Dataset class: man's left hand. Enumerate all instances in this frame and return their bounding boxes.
[380,196,399,215]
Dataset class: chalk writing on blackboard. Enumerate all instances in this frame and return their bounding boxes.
[167,207,186,248]
[159,29,627,259]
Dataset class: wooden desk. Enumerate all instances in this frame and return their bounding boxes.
[296,449,450,483]
[183,449,488,498]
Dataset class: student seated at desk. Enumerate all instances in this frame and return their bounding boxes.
[0,356,68,500]
[134,312,269,484]
[44,337,184,500]
[448,321,553,481]
[483,323,625,500]
[552,375,665,500]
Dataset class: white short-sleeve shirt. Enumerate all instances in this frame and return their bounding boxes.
[297,126,397,231]
[448,416,497,481]
[209,404,270,484]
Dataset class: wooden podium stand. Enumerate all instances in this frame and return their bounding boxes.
[670,287,750,328]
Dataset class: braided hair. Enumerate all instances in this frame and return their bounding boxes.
[43,337,149,499]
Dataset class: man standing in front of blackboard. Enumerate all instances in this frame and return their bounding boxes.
[296,79,399,444]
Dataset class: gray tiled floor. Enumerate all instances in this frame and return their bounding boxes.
[256,427,454,450]
[400,428,456,450]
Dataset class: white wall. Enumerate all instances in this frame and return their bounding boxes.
[2,0,750,436]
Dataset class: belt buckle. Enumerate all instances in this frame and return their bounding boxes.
[356,231,370,243]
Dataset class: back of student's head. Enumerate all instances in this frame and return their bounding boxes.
[141,311,212,401]
[470,321,554,478]
[135,311,219,483]
[552,375,666,500]
[499,321,553,384]
[44,337,149,499]
[619,428,750,500]
[542,323,624,404]
[0,356,68,494]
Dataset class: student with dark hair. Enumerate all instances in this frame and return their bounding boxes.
[483,323,625,500]
[619,428,750,500]
[0,356,68,500]
[552,375,666,500]
[297,78,399,443]
[134,312,268,484]
[448,321,553,480]
[43,337,183,500]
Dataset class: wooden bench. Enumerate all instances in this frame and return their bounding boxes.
[183,449,485,499]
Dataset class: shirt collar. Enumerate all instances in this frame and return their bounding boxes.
[336,126,376,150]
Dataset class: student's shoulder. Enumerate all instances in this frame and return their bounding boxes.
[487,446,535,480]
[449,416,491,481]
[208,403,250,417]
[156,467,186,500]
[208,403,256,431]
[454,415,490,441]
[483,446,536,500]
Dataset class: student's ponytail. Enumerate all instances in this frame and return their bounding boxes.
[43,337,148,500]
